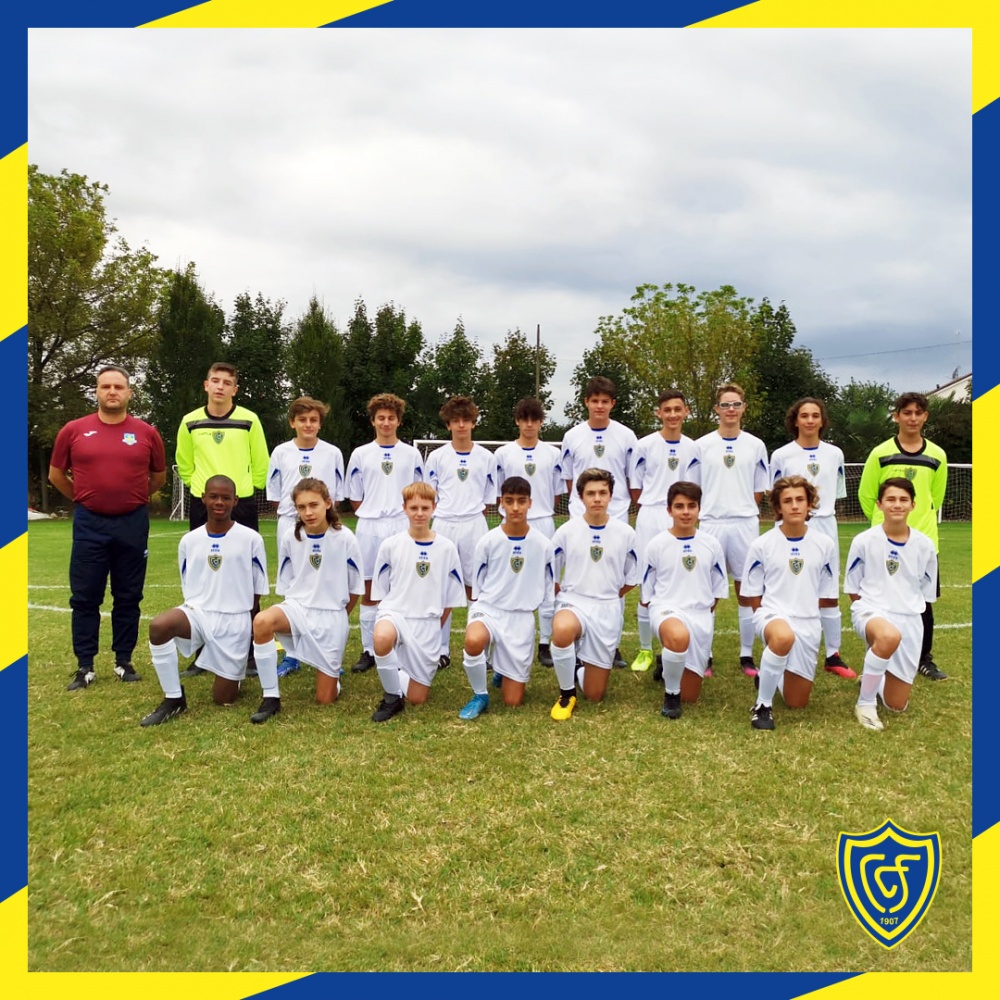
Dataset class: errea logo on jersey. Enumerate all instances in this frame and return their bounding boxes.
[788,545,804,575]
[510,544,524,574]
[886,549,901,576]
[208,543,223,572]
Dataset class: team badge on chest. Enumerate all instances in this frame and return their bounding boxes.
[682,554,697,572]
[788,546,804,575]
[524,461,536,476]
[212,430,225,444]
[208,544,223,572]
[381,459,393,475]
[122,432,137,446]
[886,549,900,576]
[594,442,605,458]
[457,467,469,482]
[309,551,323,570]
[416,558,431,578]
[510,554,525,574]
[905,467,916,481]
[808,461,820,476]
[723,451,736,469]
[299,463,312,478]
[668,455,679,471]
[590,545,603,563]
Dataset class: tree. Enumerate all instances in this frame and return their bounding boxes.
[412,318,487,437]
[477,327,557,440]
[826,380,896,462]
[286,297,349,451]
[146,264,226,463]
[225,292,289,448]
[565,338,650,435]
[28,165,166,509]
[925,396,972,463]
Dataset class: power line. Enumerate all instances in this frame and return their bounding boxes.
[817,339,971,362]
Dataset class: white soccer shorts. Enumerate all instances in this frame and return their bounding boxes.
[752,609,822,682]
[851,600,922,685]
[356,511,408,579]
[699,516,759,581]
[175,604,251,681]
[375,610,442,688]
[432,514,489,582]
[555,593,623,670]
[275,599,350,678]
[466,603,536,683]
[649,606,715,676]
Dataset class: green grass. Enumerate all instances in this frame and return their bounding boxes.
[27,518,972,972]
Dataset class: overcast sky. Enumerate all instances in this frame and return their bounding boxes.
[27,27,972,418]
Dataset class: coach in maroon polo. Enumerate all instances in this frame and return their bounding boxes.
[49,366,167,691]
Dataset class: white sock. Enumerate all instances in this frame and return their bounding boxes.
[858,649,891,706]
[539,605,554,644]
[253,640,280,699]
[149,638,182,699]
[661,647,686,695]
[440,611,452,656]
[757,646,788,707]
[576,665,586,691]
[738,604,755,657]
[360,603,377,653]
[551,641,576,693]
[637,604,652,649]
[463,649,488,696]
[820,607,842,655]
[398,668,412,698]
[375,649,404,696]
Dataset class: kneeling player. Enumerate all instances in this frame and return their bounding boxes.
[549,469,638,719]
[458,476,555,718]
[846,478,937,731]
[641,482,728,719]
[141,476,270,726]
[741,476,838,731]
[369,482,466,722]
[253,478,364,709]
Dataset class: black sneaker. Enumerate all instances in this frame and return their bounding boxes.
[372,693,405,722]
[180,664,209,678]
[652,653,663,682]
[538,643,554,668]
[351,650,376,674]
[750,703,774,731]
[141,687,187,727]
[66,668,95,691]
[918,657,948,681]
[114,662,142,682]
[250,697,281,724]
[661,692,682,719]
[613,647,627,669]
[740,656,758,679]
[437,654,451,671]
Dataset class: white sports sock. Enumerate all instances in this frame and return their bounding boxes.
[738,604,755,657]
[820,607,842,655]
[576,664,586,691]
[149,638,182,699]
[440,611,452,656]
[551,641,576,692]
[637,603,652,649]
[661,647,686,695]
[858,649,891,706]
[253,640,280,699]
[539,606,554,644]
[463,649,488,696]
[375,650,404,696]
[757,646,788,708]
[360,603,377,653]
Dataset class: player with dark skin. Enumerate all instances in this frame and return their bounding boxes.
[147,476,260,706]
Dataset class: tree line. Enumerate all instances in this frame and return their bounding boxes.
[28,166,970,511]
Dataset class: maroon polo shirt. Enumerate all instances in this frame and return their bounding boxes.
[50,413,166,515]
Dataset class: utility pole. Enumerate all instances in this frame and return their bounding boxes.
[535,324,541,398]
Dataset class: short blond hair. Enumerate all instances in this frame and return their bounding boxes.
[402,481,437,504]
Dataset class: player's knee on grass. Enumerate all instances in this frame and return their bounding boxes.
[502,677,526,707]
[464,621,490,656]
[315,672,339,704]
[658,618,690,653]
[883,674,911,712]
[782,671,813,709]
[213,675,240,705]
[581,664,609,702]
[373,622,398,657]
[407,678,431,704]
[764,620,795,657]
[680,668,702,703]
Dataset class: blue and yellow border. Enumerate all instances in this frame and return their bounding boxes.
[7,1,989,994]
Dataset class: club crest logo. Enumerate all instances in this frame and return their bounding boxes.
[594,443,605,458]
[682,554,697,572]
[590,545,603,563]
[299,463,312,478]
[905,467,916,481]
[510,555,525,574]
[381,460,393,476]
[208,554,223,572]
[416,559,431,578]
[122,432,137,446]
[524,462,536,477]
[837,818,941,949]
[457,467,469,482]
[668,456,679,471]
[309,552,323,570]
[886,558,900,576]
[789,557,804,575]
[808,461,820,476]
[723,453,735,468]
[212,430,225,444]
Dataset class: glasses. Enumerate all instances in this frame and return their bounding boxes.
[717,401,744,410]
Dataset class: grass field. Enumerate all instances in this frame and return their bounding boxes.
[27,517,972,972]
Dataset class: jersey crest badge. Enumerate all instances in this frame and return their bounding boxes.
[594,443,605,458]
[122,432,137,446]
[590,545,603,563]
[309,552,323,570]
[299,463,312,478]
[789,557,804,575]
[837,818,941,949]
[808,461,820,476]
[381,459,393,476]
[524,462,536,476]
[457,467,469,482]
[886,556,900,576]
[212,430,225,444]
[208,553,223,572]
[682,554,697,572]
[668,456,679,471]
[723,453,736,468]
[416,558,431,578]
[905,467,916,480]
[510,555,525,574]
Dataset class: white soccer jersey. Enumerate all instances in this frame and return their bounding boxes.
[631,432,699,506]
[371,531,467,619]
[689,431,769,519]
[641,530,729,612]
[769,440,846,518]
[277,525,365,610]
[495,441,565,520]
[425,443,498,519]
[844,525,937,615]
[178,523,269,612]
[472,525,555,612]
[347,440,424,519]
[267,439,346,516]
[551,516,639,602]
[560,420,638,520]
[740,525,838,618]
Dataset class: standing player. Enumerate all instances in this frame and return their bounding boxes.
[369,483,466,722]
[629,389,698,674]
[769,397,853,679]
[49,365,167,690]
[549,469,639,720]
[741,476,838,732]
[494,397,565,667]
[253,478,364,708]
[846,478,938,731]
[140,476,272,726]
[458,476,556,719]
[266,396,345,678]
[858,392,948,680]
[424,395,498,669]
[688,384,769,677]
[560,376,638,668]
[345,393,424,675]
[641,482,728,719]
